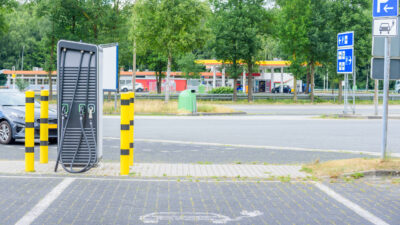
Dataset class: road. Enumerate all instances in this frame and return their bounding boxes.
[2,114,399,164]
[104,115,400,155]
[0,175,398,225]
[226,104,400,116]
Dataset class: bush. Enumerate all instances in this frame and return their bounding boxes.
[208,87,234,94]
[16,79,29,91]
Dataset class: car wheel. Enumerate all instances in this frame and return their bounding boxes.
[122,88,128,92]
[49,138,58,145]
[0,121,15,145]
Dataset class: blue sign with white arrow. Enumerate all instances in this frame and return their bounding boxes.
[373,0,399,17]
[337,48,354,74]
[337,32,354,48]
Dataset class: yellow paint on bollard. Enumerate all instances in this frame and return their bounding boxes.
[40,90,49,164]
[132,92,135,164]
[120,93,130,175]
[129,92,134,166]
[25,91,35,172]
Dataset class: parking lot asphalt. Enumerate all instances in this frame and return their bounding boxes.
[0,138,375,164]
[0,176,397,225]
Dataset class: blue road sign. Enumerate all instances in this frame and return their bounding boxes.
[337,32,354,48]
[373,0,399,17]
[337,48,354,74]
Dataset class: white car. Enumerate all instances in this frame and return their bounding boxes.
[121,83,144,92]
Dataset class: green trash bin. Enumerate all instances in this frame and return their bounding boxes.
[178,89,197,113]
[198,84,206,94]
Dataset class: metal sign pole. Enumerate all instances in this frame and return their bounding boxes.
[381,36,391,159]
[352,55,356,114]
[343,73,349,114]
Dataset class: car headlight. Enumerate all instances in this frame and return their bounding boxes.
[10,112,25,121]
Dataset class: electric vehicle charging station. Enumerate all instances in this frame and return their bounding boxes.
[55,40,103,173]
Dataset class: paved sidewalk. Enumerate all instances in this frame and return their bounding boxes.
[0,160,306,178]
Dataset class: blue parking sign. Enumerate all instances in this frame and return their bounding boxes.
[337,49,353,74]
[373,0,399,18]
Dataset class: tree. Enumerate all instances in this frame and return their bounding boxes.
[276,0,311,101]
[239,0,268,102]
[327,0,371,103]
[177,53,205,80]
[132,0,210,102]
[211,0,270,102]
[138,51,167,94]
[305,0,333,102]
[0,0,12,37]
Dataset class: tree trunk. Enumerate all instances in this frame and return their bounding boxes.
[338,80,343,103]
[247,63,253,103]
[310,63,315,103]
[132,41,136,94]
[293,77,297,102]
[305,64,310,94]
[165,52,172,103]
[233,78,237,101]
[156,71,162,94]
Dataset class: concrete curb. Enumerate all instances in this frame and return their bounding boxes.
[336,114,400,120]
[133,112,247,116]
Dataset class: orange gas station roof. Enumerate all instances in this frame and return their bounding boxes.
[2,70,57,75]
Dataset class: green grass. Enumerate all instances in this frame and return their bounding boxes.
[197,161,212,165]
[278,175,291,182]
[349,172,365,179]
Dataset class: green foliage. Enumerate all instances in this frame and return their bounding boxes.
[349,172,364,179]
[132,0,210,58]
[0,0,133,70]
[0,0,15,37]
[15,78,29,91]
[326,0,372,87]
[276,0,310,80]
[177,53,205,79]
[210,0,269,101]
[208,87,234,94]
[0,74,6,85]
[0,0,376,94]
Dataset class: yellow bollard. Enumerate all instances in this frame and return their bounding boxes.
[40,90,49,164]
[129,92,135,166]
[120,93,130,175]
[25,91,35,172]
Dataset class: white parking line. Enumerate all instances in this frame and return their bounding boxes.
[15,178,75,225]
[313,182,389,225]
[103,137,400,157]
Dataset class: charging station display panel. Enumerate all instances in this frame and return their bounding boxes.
[57,40,101,173]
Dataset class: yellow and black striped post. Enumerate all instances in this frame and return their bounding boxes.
[129,92,135,166]
[25,91,35,172]
[120,93,130,175]
[40,90,49,164]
